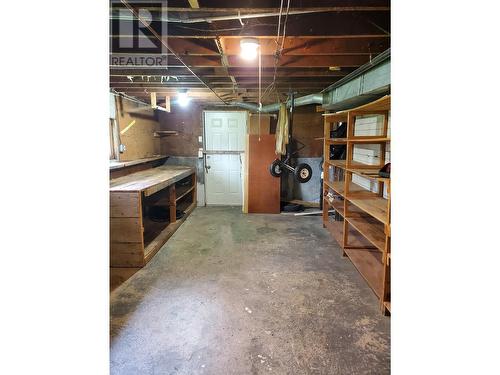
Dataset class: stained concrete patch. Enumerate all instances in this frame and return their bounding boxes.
[110,207,390,375]
[256,226,277,235]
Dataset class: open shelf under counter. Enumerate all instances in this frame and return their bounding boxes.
[175,184,195,202]
[344,248,384,298]
[110,165,196,275]
[143,201,196,263]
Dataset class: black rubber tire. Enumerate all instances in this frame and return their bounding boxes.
[269,159,283,177]
[282,203,304,212]
[294,163,312,183]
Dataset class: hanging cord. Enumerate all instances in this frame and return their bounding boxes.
[119,0,228,104]
[264,0,291,103]
[279,0,291,52]
[259,0,284,103]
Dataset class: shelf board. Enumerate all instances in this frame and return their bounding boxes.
[324,198,368,219]
[348,196,389,225]
[325,160,385,173]
[323,113,348,122]
[331,199,345,215]
[324,180,368,198]
[346,215,387,251]
[324,198,345,216]
[348,137,390,144]
[109,155,168,171]
[351,95,390,112]
[324,220,373,249]
[154,130,179,138]
[325,159,347,168]
[324,180,345,196]
[347,167,390,183]
[344,248,384,298]
[323,95,390,121]
[325,138,348,144]
[175,185,195,202]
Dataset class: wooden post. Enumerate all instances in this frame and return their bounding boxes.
[322,117,330,227]
[169,185,176,223]
[150,92,157,108]
[164,96,171,112]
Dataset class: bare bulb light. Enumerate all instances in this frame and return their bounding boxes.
[177,91,190,107]
[240,38,259,60]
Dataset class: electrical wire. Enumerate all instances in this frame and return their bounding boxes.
[110,89,149,107]
[280,0,291,51]
[119,0,228,104]
[263,0,291,104]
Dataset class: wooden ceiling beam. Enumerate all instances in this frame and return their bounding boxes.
[110,67,354,77]
[110,77,337,83]
[220,37,389,56]
[163,12,389,37]
[111,86,330,93]
[110,6,390,13]
[110,36,388,56]
[163,35,390,39]
[110,54,374,68]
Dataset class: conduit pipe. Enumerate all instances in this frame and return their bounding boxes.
[111,8,388,24]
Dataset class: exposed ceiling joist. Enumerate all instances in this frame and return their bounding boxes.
[109,1,390,104]
[109,6,390,13]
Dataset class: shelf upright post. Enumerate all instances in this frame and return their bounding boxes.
[322,116,330,227]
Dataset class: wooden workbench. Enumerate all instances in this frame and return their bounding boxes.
[110,165,196,289]
[109,155,168,179]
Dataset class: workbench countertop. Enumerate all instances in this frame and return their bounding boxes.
[110,165,195,196]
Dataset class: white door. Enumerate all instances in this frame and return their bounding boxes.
[204,111,246,205]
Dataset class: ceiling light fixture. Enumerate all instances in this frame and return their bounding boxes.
[240,38,260,60]
[177,89,190,107]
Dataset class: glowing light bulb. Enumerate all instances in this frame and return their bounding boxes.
[177,91,190,107]
[240,38,259,61]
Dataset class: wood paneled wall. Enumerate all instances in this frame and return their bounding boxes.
[115,96,161,161]
[158,104,203,157]
[157,104,323,158]
[290,106,324,158]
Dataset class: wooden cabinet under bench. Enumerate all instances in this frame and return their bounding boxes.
[110,165,196,289]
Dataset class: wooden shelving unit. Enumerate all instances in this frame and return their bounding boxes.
[322,95,391,314]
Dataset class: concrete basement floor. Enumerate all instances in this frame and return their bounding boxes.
[110,207,390,375]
